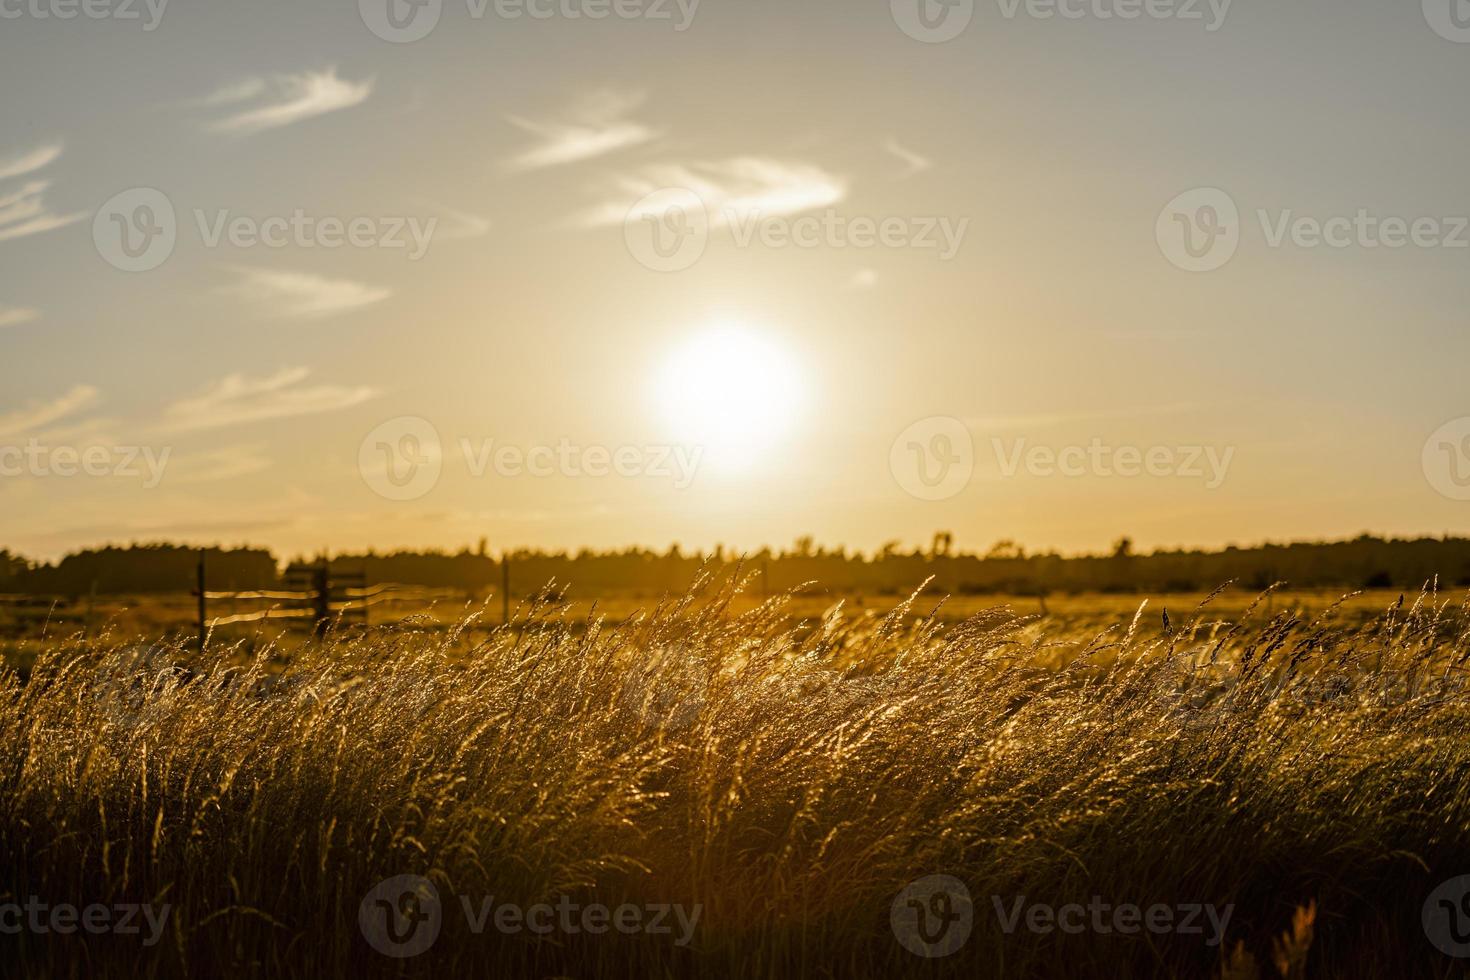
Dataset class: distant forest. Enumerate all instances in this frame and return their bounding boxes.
[4,534,1470,597]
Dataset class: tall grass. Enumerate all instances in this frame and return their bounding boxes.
[2,577,1468,978]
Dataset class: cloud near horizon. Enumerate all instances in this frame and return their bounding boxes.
[161,368,378,432]
[200,69,374,135]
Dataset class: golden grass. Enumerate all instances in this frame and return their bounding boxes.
[2,576,1468,978]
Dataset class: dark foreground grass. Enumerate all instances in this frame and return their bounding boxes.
[2,579,1469,978]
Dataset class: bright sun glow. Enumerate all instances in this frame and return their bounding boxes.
[656,324,803,471]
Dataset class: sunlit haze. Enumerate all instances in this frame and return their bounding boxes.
[4,2,1470,562]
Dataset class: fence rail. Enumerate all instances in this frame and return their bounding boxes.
[200,584,461,627]
[194,559,468,649]
[1,552,517,649]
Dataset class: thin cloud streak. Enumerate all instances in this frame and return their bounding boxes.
[0,145,84,243]
[190,77,267,107]
[225,266,391,320]
[160,368,378,432]
[884,139,932,179]
[0,385,101,439]
[0,306,38,328]
[505,90,658,171]
[0,212,86,243]
[0,142,63,182]
[203,69,374,135]
[583,157,847,228]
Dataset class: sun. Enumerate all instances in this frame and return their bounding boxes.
[656,324,804,472]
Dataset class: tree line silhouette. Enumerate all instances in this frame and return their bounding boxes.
[3,533,1470,598]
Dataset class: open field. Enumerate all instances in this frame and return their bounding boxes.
[0,584,1422,666]
[2,579,1468,977]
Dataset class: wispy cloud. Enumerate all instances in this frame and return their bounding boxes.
[505,90,658,171]
[0,305,38,328]
[884,138,932,179]
[0,143,85,243]
[161,368,378,432]
[583,157,847,228]
[191,77,267,107]
[26,415,120,448]
[201,69,374,135]
[0,142,63,182]
[0,384,101,439]
[225,266,391,320]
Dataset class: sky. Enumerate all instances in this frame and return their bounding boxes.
[3,0,1470,562]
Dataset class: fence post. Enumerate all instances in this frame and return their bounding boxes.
[501,556,511,625]
[196,550,206,653]
[313,563,331,638]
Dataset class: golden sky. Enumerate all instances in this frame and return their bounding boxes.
[3,1,1470,560]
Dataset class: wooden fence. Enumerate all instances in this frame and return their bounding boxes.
[193,558,466,650]
[0,552,498,649]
